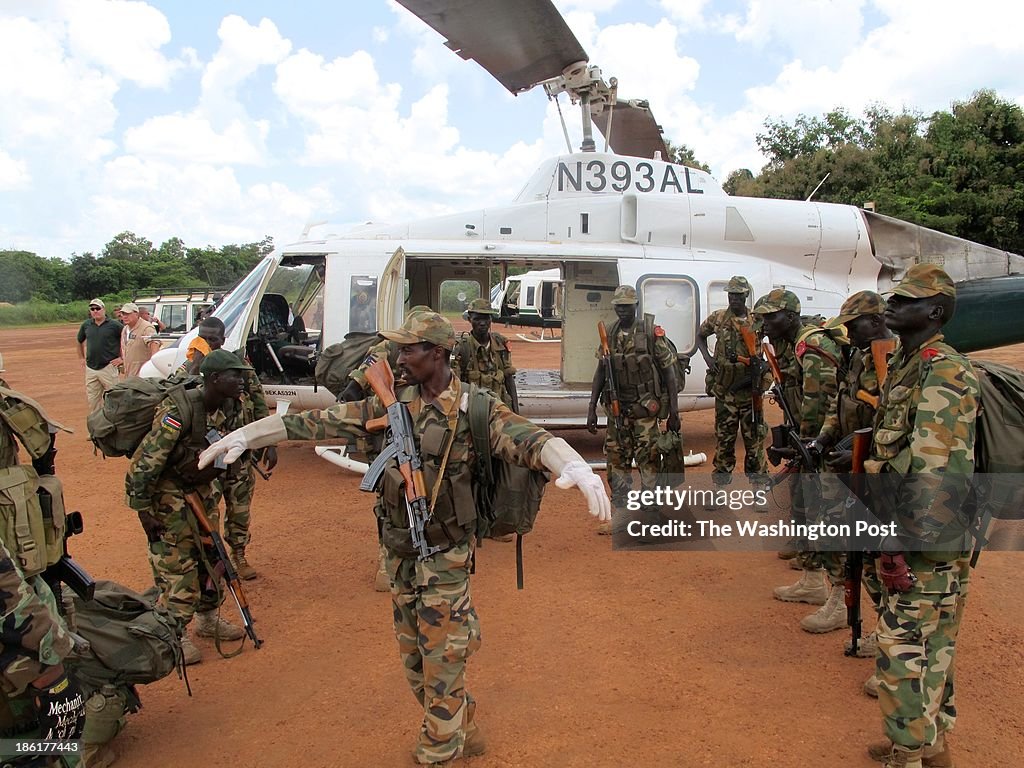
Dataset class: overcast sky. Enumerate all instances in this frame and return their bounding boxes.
[2,0,1021,260]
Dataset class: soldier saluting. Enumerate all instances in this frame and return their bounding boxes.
[197,311,609,766]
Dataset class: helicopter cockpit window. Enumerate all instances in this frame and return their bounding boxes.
[350,276,378,333]
[639,277,697,353]
[217,255,275,342]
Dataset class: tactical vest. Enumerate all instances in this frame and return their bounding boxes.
[0,386,68,577]
[457,333,513,407]
[708,311,758,394]
[378,384,478,558]
[162,390,241,487]
[836,348,878,437]
[608,314,665,417]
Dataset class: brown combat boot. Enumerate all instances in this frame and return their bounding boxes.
[867,744,923,768]
[773,569,828,604]
[230,548,257,581]
[180,634,202,665]
[800,584,847,633]
[463,723,487,758]
[846,629,879,658]
[194,610,245,641]
[868,736,953,767]
[864,671,881,698]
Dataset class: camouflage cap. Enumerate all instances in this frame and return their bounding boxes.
[466,298,498,316]
[200,349,253,375]
[825,290,886,329]
[887,263,956,299]
[611,285,639,305]
[752,288,800,315]
[380,311,456,350]
[725,276,752,295]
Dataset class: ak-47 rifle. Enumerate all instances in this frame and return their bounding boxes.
[597,321,625,435]
[184,490,263,653]
[762,341,815,472]
[360,358,442,561]
[736,321,765,427]
[844,427,873,657]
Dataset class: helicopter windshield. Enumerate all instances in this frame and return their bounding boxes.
[215,255,275,342]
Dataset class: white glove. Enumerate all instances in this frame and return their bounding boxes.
[555,461,611,521]
[197,415,288,469]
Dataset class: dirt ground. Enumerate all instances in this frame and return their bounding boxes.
[1,324,1021,768]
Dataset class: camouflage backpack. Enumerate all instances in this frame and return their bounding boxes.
[466,386,549,589]
[87,374,203,458]
[315,332,391,397]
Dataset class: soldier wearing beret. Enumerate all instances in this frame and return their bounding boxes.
[696,276,769,504]
[863,265,977,768]
[198,311,610,766]
[126,349,252,665]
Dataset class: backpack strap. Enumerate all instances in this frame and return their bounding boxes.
[796,328,844,372]
[467,385,494,493]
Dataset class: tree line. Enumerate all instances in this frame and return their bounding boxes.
[721,89,1024,254]
[0,232,274,304]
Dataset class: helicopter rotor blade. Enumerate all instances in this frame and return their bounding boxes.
[592,99,669,160]
[395,0,589,94]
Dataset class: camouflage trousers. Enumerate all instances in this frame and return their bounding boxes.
[147,482,222,626]
[220,463,255,552]
[386,542,482,765]
[605,415,660,506]
[0,576,79,768]
[876,553,971,749]
[711,393,767,481]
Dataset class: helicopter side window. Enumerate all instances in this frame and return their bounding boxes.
[639,277,697,353]
[350,276,378,333]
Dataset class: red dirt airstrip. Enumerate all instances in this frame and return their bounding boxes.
[0,324,1021,768]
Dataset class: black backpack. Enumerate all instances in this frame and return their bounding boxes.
[466,386,549,589]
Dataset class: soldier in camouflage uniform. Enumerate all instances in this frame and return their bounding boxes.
[0,356,87,762]
[183,317,277,581]
[754,289,842,605]
[587,286,680,534]
[343,306,433,590]
[453,298,519,412]
[198,312,610,766]
[860,265,977,768]
[696,276,768,502]
[797,291,893,636]
[126,349,252,665]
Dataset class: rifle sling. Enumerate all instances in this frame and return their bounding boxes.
[427,379,461,516]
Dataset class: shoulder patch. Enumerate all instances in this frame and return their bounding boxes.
[795,340,808,357]
[161,414,182,431]
[653,325,666,337]
[921,347,944,362]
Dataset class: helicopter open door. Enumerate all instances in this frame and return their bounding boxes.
[377,246,406,332]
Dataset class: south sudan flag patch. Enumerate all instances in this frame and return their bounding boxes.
[162,414,182,431]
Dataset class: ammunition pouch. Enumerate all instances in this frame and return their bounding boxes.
[0,465,65,577]
[0,387,57,460]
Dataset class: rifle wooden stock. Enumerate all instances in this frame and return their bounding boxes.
[871,338,896,387]
[843,427,872,658]
[597,321,623,425]
[737,322,764,424]
[763,341,785,387]
[360,358,441,560]
[855,390,879,409]
[184,491,262,652]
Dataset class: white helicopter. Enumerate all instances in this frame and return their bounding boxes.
[144,0,1024,430]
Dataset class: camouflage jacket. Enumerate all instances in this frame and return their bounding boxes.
[820,345,879,444]
[0,382,72,695]
[279,373,551,555]
[453,332,516,408]
[126,391,247,513]
[242,369,269,422]
[597,318,677,410]
[0,542,72,695]
[699,308,764,395]
[773,325,842,438]
[348,338,402,394]
[866,334,978,544]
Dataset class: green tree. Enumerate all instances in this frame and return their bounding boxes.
[665,140,711,172]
